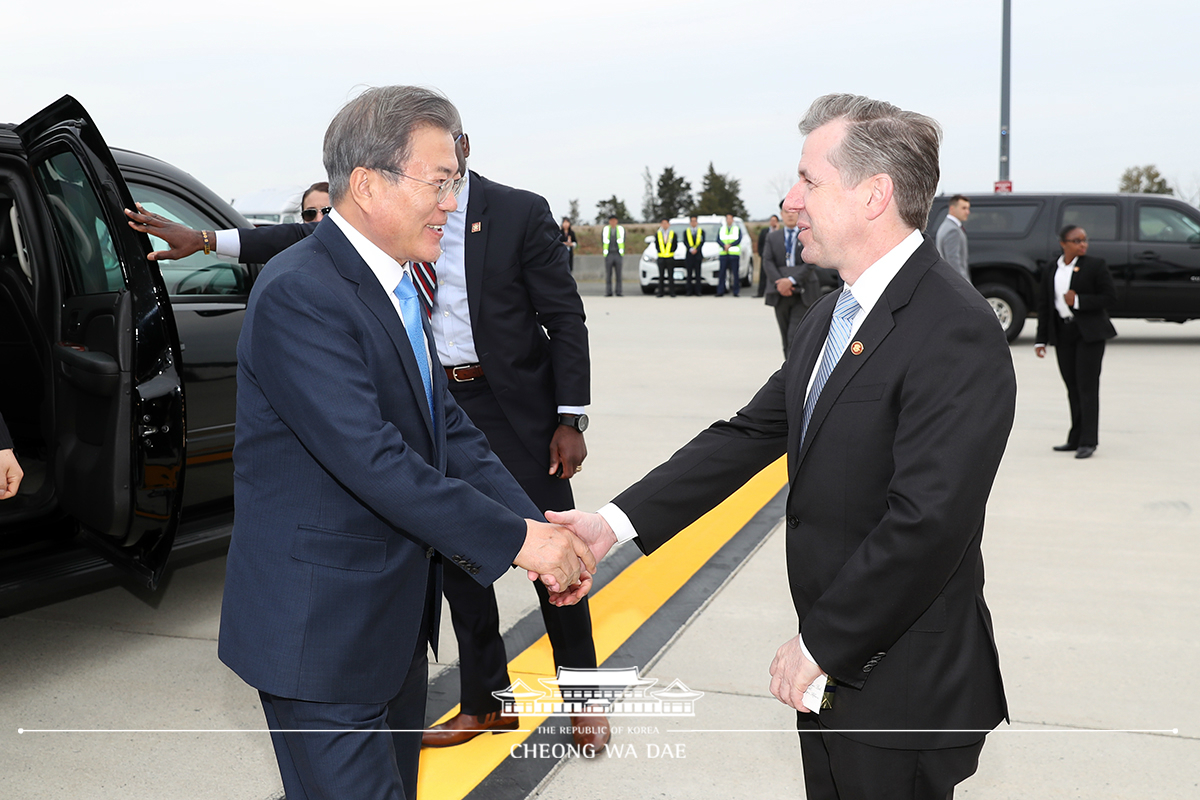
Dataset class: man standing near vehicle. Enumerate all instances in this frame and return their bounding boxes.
[655,218,678,297]
[683,214,706,296]
[935,194,971,283]
[717,213,742,296]
[762,202,820,356]
[602,215,625,296]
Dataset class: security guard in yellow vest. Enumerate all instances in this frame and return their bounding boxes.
[717,213,742,297]
[683,214,706,295]
[602,216,625,296]
[654,218,679,297]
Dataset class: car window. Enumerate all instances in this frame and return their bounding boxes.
[33,150,124,295]
[130,183,250,296]
[964,203,1041,236]
[1138,205,1200,244]
[1061,203,1119,241]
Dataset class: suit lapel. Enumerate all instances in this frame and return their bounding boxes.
[464,171,488,327]
[315,222,438,445]
[790,238,937,475]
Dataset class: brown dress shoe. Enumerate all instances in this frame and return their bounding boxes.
[570,715,611,756]
[421,710,519,748]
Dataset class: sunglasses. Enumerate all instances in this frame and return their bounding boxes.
[302,206,332,222]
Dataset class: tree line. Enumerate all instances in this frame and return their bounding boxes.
[588,163,749,224]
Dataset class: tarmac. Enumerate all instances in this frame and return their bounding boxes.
[2,285,1198,799]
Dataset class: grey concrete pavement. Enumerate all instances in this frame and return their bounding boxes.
[2,295,1198,799]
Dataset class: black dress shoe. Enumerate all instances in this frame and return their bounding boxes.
[1074,446,1096,459]
[1052,443,1076,452]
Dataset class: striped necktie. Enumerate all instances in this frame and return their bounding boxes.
[411,261,437,318]
[801,289,861,445]
[393,270,434,422]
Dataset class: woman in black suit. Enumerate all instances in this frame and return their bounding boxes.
[1034,225,1118,458]
[560,217,578,273]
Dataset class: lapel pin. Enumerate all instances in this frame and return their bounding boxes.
[471,222,482,233]
[1073,266,1079,272]
[850,341,864,356]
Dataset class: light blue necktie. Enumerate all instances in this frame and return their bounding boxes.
[394,270,434,423]
[801,288,861,445]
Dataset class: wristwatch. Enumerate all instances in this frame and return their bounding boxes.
[557,413,589,432]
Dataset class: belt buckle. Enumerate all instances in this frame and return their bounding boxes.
[450,364,476,382]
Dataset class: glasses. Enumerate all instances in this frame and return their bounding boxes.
[377,167,465,204]
[1064,237,1088,244]
[301,206,331,222]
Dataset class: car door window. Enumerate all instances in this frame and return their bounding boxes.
[130,183,250,296]
[1138,205,1200,244]
[1062,203,1119,241]
[33,150,124,295]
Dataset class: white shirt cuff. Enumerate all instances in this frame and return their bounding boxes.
[797,633,828,714]
[557,405,586,416]
[788,276,797,285]
[215,229,241,259]
[598,502,638,544]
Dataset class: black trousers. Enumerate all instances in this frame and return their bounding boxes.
[797,717,985,800]
[774,295,811,357]
[1053,317,1106,448]
[445,377,597,715]
[656,257,676,296]
[260,583,434,800]
[684,255,703,295]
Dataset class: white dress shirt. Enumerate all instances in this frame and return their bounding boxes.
[1053,256,1079,320]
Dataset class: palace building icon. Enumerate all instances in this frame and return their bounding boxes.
[491,666,704,717]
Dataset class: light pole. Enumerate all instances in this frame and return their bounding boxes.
[997,0,1012,193]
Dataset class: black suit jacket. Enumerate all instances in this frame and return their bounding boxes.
[1034,254,1118,345]
[761,228,820,307]
[654,229,678,258]
[614,237,1014,749]
[235,171,590,466]
[0,412,11,450]
[682,227,705,263]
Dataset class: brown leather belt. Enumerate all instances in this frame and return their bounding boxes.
[445,363,484,382]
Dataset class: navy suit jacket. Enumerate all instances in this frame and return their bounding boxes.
[218,218,539,705]
[236,171,589,468]
[614,237,1015,749]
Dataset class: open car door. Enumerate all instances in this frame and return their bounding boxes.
[15,96,185,588]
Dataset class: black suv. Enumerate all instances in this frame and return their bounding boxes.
[1,96,259,593]
[927,193,1200,341]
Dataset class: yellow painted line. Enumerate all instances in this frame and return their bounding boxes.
[417,457,787,800]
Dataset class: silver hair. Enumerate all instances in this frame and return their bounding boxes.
[323,86,460,203]
[798,94,942,230]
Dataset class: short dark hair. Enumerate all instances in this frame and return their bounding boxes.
[770,214,780,221]
[323,86,459,203]
[301,181,329,208]
[1059,224,1083,242]
[609,215,618,221]
[949,194,970,206]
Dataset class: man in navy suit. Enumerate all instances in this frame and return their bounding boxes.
[216,86,594,800]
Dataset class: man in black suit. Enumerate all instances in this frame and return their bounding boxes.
[1034,225,1117,459]
[654,218,678,297]
[548,94,1016,800]
[125,120,608,752]
[762,202,821,356]
[682,214,705,296]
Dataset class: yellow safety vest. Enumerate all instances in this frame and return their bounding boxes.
[656,229,675,258]
[602,225,625,256]
[686,227,702,248]
[719,224,741,255]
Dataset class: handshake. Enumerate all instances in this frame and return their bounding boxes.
[513,511,619,606]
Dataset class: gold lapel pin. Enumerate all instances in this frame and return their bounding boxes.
[471,222,482,233]
[850,341,864,356]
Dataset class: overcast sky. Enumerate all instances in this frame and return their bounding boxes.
[10,0,1199,222]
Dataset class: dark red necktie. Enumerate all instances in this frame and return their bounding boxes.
[411,262,437,318]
